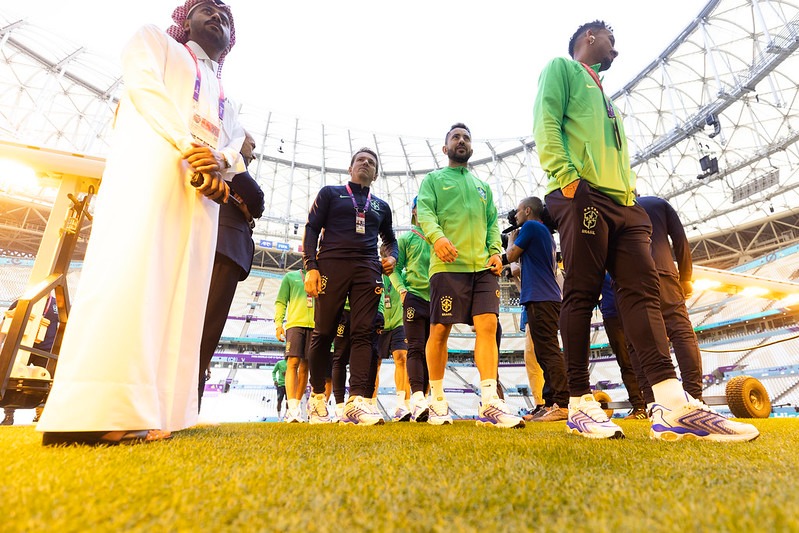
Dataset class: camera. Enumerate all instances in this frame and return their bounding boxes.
[501,208,519,235]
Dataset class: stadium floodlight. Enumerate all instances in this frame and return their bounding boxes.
[693,278,722,291]
[776,294,799,307]
[740,286,769,298]
[0,159,38,193]
[0,140,105,184]
[693,265,799,301]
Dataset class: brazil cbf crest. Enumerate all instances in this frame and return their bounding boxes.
[582,206,598,235]
[440,295,453,315]
[370,199,381,211]
[476,186,487,202]
[405,307,416,321]
[320,275,328,294]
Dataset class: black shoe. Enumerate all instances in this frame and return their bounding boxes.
[42,430,172,447]
[522,404,546,421]
[624,408,649,420]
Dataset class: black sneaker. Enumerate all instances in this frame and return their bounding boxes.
[624,408,649,420]
[522,404,546,421]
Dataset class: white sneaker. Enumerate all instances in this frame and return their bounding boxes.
[650,394,760,442]
[285,406,304,423]
[307,393,332,424]
[566,394,624,439]
[428,400,453,425]
[410,395,430,422]
[335,404,350,424]
[392,405,412,422]
[477,398,525,429]
[343,396,385,426]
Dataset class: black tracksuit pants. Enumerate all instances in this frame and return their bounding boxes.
[307,258,382,398]
[545,181,677,397]
[625,273,704,403]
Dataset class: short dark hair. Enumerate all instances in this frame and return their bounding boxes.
[519,196,544,220]
[568,20,613,58]
[350,147,379,175]
[445,122,471,143]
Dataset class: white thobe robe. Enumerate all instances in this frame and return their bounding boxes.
[37,25,244,433]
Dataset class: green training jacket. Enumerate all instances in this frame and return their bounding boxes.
[533,57,637,206]
[416,166,502,276]
[381,274,403,330]
[274,270,315,330]
[389,226,431,302]
[272,359,287,386]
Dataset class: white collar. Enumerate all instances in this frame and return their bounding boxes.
[186,40,220,73]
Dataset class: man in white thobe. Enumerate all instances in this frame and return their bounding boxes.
[38,0,245,445]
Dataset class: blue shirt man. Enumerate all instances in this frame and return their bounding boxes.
[506,196,569,416]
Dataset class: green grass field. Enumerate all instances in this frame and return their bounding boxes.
[2,418,797,532]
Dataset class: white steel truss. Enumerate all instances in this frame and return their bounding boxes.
[1,1,799,268]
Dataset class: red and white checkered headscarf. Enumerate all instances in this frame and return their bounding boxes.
[166,0,236,72]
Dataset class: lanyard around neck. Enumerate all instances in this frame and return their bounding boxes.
[410,228,425,240]
[184,44,225,123]
[580,62,605,91]
[345,183,371,213]
[580,62,622,150]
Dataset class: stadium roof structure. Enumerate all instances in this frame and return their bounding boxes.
[1,0,799,270]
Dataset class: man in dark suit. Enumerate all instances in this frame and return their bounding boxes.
[198,131,265,407]
[630,195,703,405]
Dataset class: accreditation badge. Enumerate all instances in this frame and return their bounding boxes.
[355,210,366,235]
[189,112,221,149]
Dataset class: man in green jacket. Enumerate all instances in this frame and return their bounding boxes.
[378,269,410,422]
[274,269,316,423]
[389,197,432,422]
[272,358,287,421]
[416,123,524,429]
[534,20,757,442]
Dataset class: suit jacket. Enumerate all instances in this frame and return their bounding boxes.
[638,195,692,282]
[218,170,265,280]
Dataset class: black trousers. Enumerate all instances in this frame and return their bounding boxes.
[402,292,430,395]
[331,310,382,403]
[545,182,677,396]
[626,274,704,403]
[602,314,645,409]
[331,311,351,404]
[524,301,569,406]
[199,254,244,406]
[307,258,382,397]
